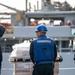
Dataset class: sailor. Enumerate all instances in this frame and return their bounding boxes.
[0,24,6,75]
[29,25,57,75]
[73,53,75,63]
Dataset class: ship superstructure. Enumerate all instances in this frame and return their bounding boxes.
[0,1,75,75]
[0,0,75,60]
[0,10,75,53]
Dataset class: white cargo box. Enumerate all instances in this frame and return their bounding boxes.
[13,62,33,75]
[13,62,59,75]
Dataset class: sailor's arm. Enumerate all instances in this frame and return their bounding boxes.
[0,24,6,37]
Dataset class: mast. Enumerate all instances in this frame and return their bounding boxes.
[41,0,54,11]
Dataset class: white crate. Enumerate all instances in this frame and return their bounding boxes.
[13,62,33,75]
[54,62,59,75]
[13,62,59,75]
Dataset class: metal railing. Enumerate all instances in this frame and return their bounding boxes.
[2,47,12,52]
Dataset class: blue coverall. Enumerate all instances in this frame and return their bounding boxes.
[29,35,57,75]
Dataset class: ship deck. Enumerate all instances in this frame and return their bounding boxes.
[1,52,75,75]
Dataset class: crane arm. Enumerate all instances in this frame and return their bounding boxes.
[0,3,25,21]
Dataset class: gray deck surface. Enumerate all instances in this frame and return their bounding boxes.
[1,52,75,75]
